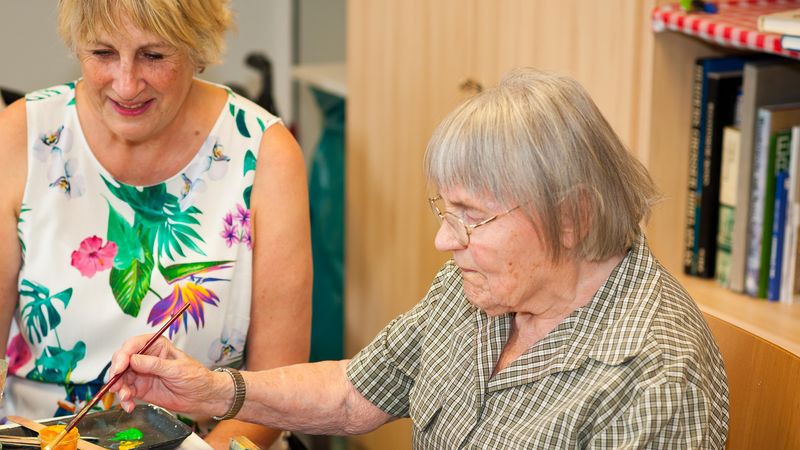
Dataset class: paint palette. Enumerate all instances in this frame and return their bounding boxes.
[1,404,192,450]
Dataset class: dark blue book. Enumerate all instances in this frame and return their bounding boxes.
[685,56,747,276]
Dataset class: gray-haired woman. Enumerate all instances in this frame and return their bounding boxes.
[109,68,728,449]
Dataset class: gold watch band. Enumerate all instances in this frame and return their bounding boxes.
[212,367,246,420]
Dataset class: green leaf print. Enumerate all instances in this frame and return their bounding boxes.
[25,83,76,102]
[110,245,155,317]
[235,108,251,138]
[243,150,257,175]
[243,186,252,209]
[158,260,234,284]
[103,176,206,262]
[27,341,86,384]
[106,202,144,270]
[17,206,30,257]
[19,280,72,344]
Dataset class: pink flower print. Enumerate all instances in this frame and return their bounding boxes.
[221,212,239,247]
[220,206,252,249]
[7,333,31,375]
[235,204,251,227]
[241,228,252,249]
[71,236,118,278]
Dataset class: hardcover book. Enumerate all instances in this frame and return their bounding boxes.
[745,104,800,297]
[715,126,741,287]
[684,56,746,276]
[696,71,743,278]
[728,60,800,292]
[781,126,800,304]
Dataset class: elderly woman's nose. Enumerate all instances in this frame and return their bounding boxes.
[434,221,464,252]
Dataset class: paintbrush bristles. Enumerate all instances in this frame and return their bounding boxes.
[43,428,68,450]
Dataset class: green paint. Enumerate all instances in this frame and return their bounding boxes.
[110,428,144,441]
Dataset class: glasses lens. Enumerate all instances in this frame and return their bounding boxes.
[443,213,469,246]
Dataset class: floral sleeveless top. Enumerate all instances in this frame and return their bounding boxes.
[6,80,279,424]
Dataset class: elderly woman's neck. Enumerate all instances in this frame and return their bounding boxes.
[510,253,626,352]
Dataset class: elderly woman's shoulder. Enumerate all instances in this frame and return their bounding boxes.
[648,267,725,377]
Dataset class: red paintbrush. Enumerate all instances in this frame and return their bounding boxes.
[44,301,192,450]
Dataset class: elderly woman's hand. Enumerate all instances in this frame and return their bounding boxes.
[109,334,227,417]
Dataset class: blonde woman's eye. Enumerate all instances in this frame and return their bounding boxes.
[142,52,164,61]
[91,50,114,58]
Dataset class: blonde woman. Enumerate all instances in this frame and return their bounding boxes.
[0,1,311,448]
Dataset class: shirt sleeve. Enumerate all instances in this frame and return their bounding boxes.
[346,262,456,417]
[588,381,723,449]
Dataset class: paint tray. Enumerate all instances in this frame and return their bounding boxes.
[1,404,193,449]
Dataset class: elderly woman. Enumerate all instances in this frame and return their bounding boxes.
[0,1,311,449]
[109,68,728,448]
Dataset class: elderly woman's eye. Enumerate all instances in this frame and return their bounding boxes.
[91,49,114,58]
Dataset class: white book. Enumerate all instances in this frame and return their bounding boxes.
[781,126,800,304]
[759,8,800,36]
[783,34,800,52]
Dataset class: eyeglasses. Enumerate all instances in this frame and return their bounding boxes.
[428,195,520,247]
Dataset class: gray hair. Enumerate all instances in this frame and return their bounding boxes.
[424,68,659,261]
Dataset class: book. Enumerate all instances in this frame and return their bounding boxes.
[782,34,800,52]
[745,104,800,298]
[767,129,793,300]
[728,60,800,293]
[696,70,743,278]
[683,56,746,276]
[715,126,741,287]
[781,126,800,304]
[758,8,800,36]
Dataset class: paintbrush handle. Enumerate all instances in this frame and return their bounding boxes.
[46,302,192,450]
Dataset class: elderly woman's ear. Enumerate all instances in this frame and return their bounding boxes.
[558,186,594,252]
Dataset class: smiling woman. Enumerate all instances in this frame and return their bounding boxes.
[0,1,311,450]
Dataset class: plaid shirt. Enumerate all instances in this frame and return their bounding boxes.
[347,234,728,449]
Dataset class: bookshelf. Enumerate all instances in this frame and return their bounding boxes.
[649,2,800,447]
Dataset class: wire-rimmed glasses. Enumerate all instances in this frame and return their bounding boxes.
[428,195,519,247]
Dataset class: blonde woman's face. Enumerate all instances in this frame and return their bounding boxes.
[75,18,195,144]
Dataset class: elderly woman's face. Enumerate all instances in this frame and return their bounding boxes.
[75,17,195,144]
[434,186,555,316]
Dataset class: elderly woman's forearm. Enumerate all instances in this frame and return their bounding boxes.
[234,360,392,435]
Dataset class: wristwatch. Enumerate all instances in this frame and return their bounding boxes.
[212,367,246,420]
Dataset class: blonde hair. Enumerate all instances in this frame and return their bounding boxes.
[424,68,660,261]
[57,0,233,69]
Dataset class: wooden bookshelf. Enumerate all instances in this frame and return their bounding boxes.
[649,2,800,447]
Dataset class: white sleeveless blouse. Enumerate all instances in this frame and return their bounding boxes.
[7,80,279,423]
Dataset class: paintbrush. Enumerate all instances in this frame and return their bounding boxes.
[45,301,192,450]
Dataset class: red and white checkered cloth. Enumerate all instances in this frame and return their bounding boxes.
[652,1,800,58]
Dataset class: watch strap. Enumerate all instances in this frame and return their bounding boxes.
[212,367,246,420]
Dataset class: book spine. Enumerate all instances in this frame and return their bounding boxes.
[758,132,781,298]
[768,130,792,300]
[697,73,741,278]
[768,169,789,301]
[716,126,741,287]
[685,62,703,275]
[745,109,770,297]
[781,126,800,304]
